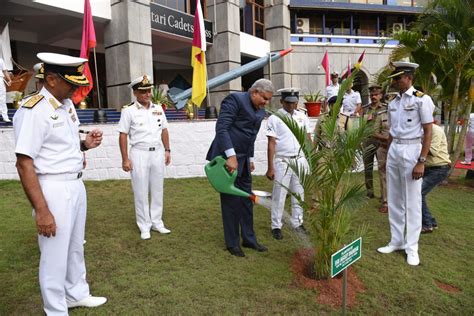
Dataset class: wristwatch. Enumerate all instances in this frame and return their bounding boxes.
[418,156,426,163]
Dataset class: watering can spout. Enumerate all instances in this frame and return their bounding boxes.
[204,156,251,199]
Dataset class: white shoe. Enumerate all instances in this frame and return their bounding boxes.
[140,231,151,240]
[66,295,107,308]
[407,252,420,266]
[377,245,404,254]
[460,161,471,165]
[2,117,11,122]
[152,226,171,234]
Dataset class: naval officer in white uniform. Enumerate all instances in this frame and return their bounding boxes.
[13,53,107,315]
[266,88,311,240]
[377,61,434,266]
[118,75,171,240]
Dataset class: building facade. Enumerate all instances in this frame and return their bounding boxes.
[0,0,427,110]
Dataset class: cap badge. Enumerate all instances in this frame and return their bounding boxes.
[142,75,149,85]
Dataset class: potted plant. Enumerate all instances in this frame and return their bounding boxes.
[151,86,174,110]
[303,91,324,117]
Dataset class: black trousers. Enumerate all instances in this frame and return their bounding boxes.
[219,171,257,248]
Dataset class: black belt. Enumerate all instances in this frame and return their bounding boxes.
[426,165,450,170]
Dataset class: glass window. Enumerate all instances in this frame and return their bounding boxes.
[387,0,412,6]
[351,0,367,4]
[367,0,383,4]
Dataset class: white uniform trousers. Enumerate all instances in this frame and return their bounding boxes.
[0,80,9,120]
[386,142,422,254]
[36,177,90,316]
[130,146,165,233]
[271,157,306,229]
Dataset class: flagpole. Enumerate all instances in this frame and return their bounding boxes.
[93,47,101,108]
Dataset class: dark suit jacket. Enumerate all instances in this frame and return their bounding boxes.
[206,91,266,177]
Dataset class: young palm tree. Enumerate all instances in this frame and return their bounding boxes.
[275,66,372,279]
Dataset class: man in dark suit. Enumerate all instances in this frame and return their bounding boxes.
[207,79,274,257]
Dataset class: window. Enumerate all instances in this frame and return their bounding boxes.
[152,0,207,16]
[240,0,265,39]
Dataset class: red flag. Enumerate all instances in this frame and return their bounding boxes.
[191,0,207,107]
[347,58,351,77]
[321,51,330,86]
[72,0,96,104]
[354,50,365,70]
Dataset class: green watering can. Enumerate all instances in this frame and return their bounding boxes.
[204,156,272,209]
[205,156,251,199]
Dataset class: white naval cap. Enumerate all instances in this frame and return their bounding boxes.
[36,52,89,86]
[277,87,300,103]
[128,74,154,90]
[388,61,419,78]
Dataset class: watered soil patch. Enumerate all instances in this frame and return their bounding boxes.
[434,280,461,293]
[291,248,365,308]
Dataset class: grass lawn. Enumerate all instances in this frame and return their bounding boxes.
[1,173,473,315]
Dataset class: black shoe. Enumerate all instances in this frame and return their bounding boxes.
[421,226,433,234]
[272,228,283,240]
[242,242,268,252]
[294,225,309,235]
[227,247,245,257]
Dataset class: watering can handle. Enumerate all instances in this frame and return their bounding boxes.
[207,156,237,181]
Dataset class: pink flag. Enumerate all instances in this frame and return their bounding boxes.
[321,51,330,86]
[72,0,96,104]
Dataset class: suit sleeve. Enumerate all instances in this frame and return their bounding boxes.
[215,94,239,155]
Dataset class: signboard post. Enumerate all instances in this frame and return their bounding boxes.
[331,237,362,315]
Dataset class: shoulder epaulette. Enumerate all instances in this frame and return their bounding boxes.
[22,91,39,100]
[22,94,44,109]
[377,109,388,114]
[122,102,133,109]
[413,90,424,98]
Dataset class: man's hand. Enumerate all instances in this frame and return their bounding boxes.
[225,156,238,173]
[266,168,275,180]
[35,209,56,237]
[250,162,255,173]
[84,129,103,149]
[122,158,133,172]
[165,151,171,166]
[412,162,424,180]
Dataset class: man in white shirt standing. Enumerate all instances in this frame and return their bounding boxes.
[266,88,311,240]
[325,72,339,112]
[341,84,362,116]
[118,75,172,240]
[13,52,107,315]
[0,56,13,122]
[377,61,434,266]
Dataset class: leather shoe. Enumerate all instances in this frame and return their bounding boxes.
[152,226,171,234]
[227,247,245,257]
[67,295,107,308]
[407,252,420,266]
[242,242,268,252]
[377,244,404,254]
[272,228,283,240]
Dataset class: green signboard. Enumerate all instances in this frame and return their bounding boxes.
[331,237,362,278]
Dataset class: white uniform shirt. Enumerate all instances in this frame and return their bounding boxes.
[325,83,339,100]
[388,86,434,139]
[13,87,83,174]
[117,101,169,147]
[266,108,310,156]
[0,58,6,77]
[469,113,474,134]
[341,90,361,115]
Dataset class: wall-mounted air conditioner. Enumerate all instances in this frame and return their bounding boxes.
[296,18,310,34]
[392,23,404,33]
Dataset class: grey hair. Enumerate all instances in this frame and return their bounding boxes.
[249,79,274,94]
